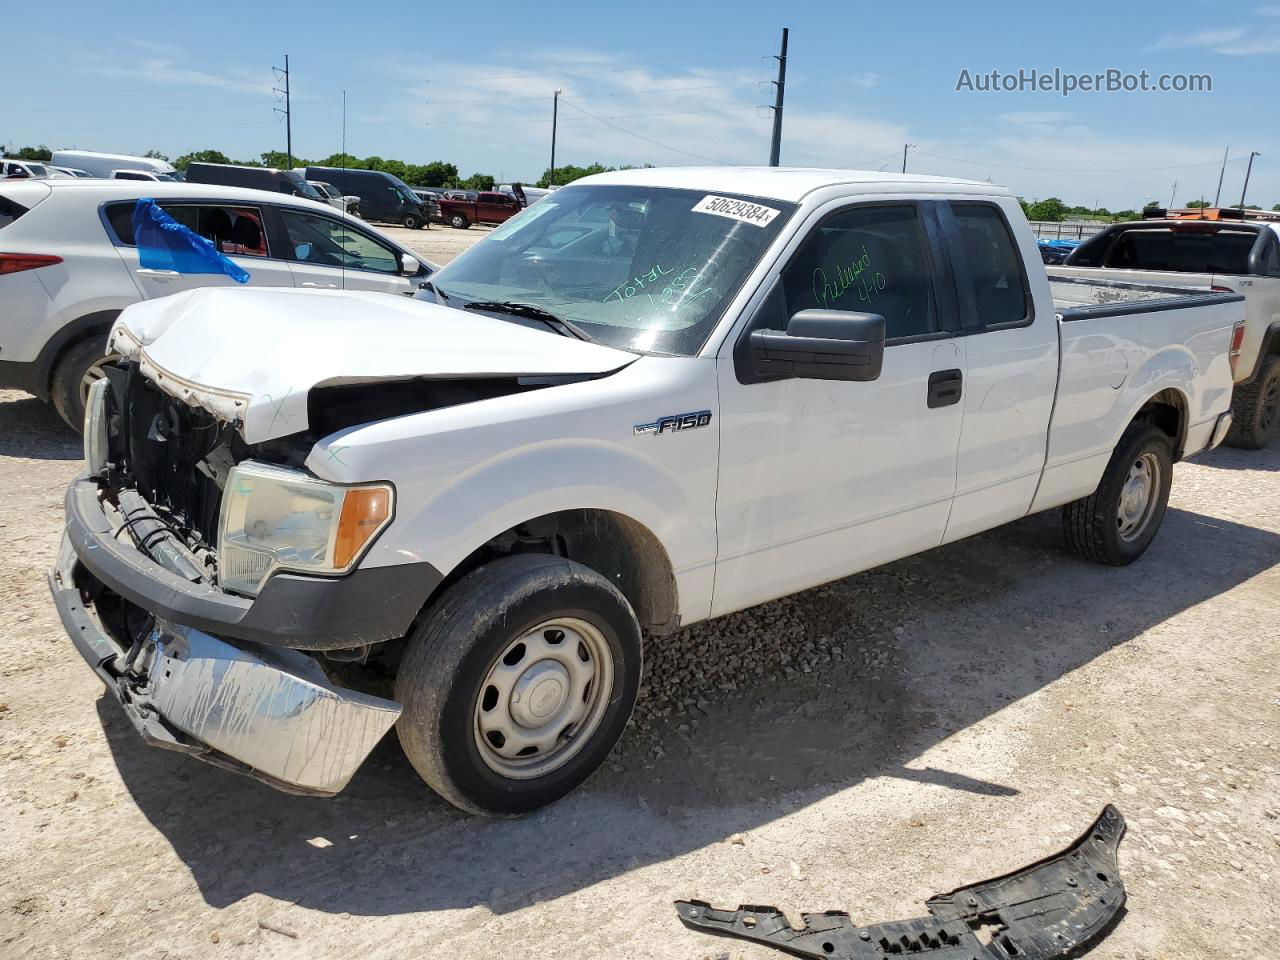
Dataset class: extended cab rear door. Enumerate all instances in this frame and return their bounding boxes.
[712,199,967,618]
[934,199,1059,543]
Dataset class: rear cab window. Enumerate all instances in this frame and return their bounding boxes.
[1074,223,1263,276]
[949,201,1033,328]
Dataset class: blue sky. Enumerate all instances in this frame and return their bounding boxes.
[7,0,1277,209]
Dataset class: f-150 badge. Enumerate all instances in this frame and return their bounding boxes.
[634,410,712,436]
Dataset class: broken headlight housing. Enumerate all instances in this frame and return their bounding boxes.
[217,461,393,597]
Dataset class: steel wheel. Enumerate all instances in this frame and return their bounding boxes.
[473,617,614,780]
[1116,451,1161,542]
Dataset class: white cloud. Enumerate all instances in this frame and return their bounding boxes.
[1148,23,1280,54]
[998,111,1073,124]
[99,57,274,96]
[849,72,880,90]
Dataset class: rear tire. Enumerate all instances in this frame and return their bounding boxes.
[395,554,643,816]
[1225,356,1280,450]
[1062,423,1173,566]
[450,213,470,229]
[401,213,421,230]
[50,336,112,432]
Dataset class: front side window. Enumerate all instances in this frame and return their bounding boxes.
[780,204,937,340]
[278,210,400,274]
[432,185,795,355]
[950,202,1031,327]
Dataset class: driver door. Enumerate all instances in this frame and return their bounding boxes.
[273,207,415,295]
[712,201,966,617]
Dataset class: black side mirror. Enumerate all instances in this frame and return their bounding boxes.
[749,310,885,382]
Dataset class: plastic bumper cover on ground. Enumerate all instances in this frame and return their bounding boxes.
[677,805,1127,959]
[49,534,401,796]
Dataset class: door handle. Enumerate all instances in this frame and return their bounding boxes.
[300,281,339,289]
[927,368,963,408]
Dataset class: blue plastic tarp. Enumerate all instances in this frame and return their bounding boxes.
[132,198,250,283]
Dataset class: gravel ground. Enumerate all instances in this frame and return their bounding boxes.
[1,232,1277,958]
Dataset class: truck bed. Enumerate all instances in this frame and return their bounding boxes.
[1031,281,1243,515]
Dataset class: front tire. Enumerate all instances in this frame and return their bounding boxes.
[395,554,643,816]
[1225,356,1280,450]
[1062,423,1173,565]
[450,213,470,229]
[401,213,421,230]
[51,336,113,432]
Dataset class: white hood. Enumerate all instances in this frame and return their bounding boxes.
[110,287,637,443]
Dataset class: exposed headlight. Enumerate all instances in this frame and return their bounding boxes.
[217,461,393,597]
[84,378,110,475]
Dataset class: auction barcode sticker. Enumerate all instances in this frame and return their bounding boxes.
[691,195,780,227]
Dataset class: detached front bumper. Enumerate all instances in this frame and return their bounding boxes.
[50,534,401,795]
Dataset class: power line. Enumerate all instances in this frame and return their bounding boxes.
[421,82,753,105]
[913,150,1253,174]
[550,98,736,164]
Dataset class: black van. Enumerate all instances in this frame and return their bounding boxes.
[305,166,430,229]
[183,163,329,203]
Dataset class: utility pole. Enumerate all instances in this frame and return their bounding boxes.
[1169,179,1178,208]
[550,89,561,185]
[1213,146,1229,207]
[902,143,915,173]
[273,54,292,169]
[768,28,788,166]
[1239,151,1261,209]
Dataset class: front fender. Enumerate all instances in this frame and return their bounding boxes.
[307,356,720,624]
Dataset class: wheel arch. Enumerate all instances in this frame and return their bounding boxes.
[1131,387,1189,460]
[32,309,122,401]
[427,508,679,635]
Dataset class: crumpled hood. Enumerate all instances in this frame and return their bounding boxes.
[110,287,637,443]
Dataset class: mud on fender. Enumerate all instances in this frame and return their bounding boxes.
[676,805,1126,959]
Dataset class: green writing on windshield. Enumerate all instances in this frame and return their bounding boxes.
[813,245,886,308]
[604,264,674,303]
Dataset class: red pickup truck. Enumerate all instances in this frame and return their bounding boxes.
[439,190,523,229]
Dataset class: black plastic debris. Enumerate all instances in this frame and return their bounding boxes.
[676,805,1126,959]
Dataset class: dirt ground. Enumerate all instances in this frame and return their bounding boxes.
[1,230,1277,959]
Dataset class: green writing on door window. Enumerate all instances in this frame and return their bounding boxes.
[812,245,886,308]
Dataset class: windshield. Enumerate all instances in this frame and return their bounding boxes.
[26,164,50,178]
[293,178,326,201]
[429,185,795,355]
[397,185,422,205]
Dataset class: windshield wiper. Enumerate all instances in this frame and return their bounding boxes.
[461,300,592,342]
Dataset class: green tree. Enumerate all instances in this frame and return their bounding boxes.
[143,149,169,161]
[260,150,306,169]
[1185,199,1210,208]
[1025,197,1068,222]
[316,152,366,169]
[173,149,231,172]
[7,145,52,161]
[459,172,495,191]
[1272,204,1280,212]
[404,161,458,187]
[536,162,616,188]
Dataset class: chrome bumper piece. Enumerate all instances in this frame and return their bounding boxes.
[50,534,401,796]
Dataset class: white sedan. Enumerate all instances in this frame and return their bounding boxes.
[0,178,435,427]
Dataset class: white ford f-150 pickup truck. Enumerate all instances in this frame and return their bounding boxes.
[50,168,1244,815]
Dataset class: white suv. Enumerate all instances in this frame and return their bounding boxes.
[0,179,434,428]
